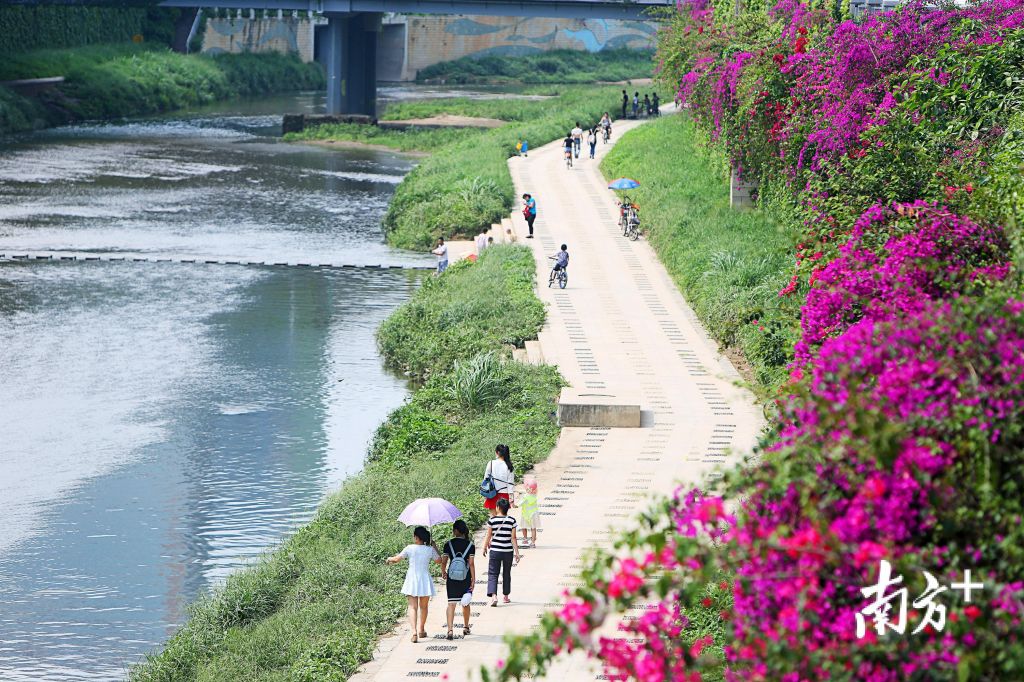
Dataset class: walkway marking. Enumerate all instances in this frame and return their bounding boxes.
[351,110,763,682]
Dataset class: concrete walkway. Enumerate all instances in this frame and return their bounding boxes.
[351,114,762,682]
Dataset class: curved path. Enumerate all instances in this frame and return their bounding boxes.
[351,113,762,682]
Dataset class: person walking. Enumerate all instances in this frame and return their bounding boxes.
[386,526,441,643]
[621,89,628,118]
[632,92,640,119]
[440,519,475,640]
[652,92,660,116]
[483,497,520,606]
[643,94,652,117]
[520,138,528,157]
[432,237,448,274]
[521,193,537,239]
[483,443,515,515]
[587,127,597,159]
[571,122,583,159]
[518,475,540,548]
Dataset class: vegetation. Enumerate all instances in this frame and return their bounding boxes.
[132,246,561,682]
[417,48,655,84]
[0,5,182,54]
[0,46,324,135]
[497,1,1024,680]
[284,122,479,152]
[382,85,668,249]
[380,93,557,123]
[601,114,795,392]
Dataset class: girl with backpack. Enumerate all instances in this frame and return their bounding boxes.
[481,444,515,515]
[386,526,441,643]
[440,519,475,639]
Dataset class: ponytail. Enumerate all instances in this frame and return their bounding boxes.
[496,444,513,473]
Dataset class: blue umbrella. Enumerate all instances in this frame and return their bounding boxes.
[608,177,640,190]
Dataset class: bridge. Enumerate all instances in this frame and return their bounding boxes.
[157,0,669,116]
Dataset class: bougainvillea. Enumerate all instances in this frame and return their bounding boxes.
[485,1,1024,680]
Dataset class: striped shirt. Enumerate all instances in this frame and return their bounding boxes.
[487,514,518,553]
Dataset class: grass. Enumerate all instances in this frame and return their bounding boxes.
[131,245,562,682]
[0,45,324,134]
[417,48,656,85]
[382,85,669,250]
[379,93,555,123]
[284,123,479,152]
[601,114,797,393]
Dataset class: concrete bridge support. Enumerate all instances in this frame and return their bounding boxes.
[324,12,381,117]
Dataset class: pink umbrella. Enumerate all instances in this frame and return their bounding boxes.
[398,497,462,527]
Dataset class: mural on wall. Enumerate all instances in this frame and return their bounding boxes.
[202,17,316,62]
[404,16,655,76]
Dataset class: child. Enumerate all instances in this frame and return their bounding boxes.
[515,140,523,156]
[518,475,539,548]
[520,139,528,157]
[386,526,441,643]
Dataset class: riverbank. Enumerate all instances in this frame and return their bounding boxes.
[600,114,796,393]
[0,45,323,135]
[416,48,654,85]
[131,246,561,681]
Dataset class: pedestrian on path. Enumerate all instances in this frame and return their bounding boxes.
[587,127,597,159]
[440,519,475,640]
[621,89,628,118]
[386,526,442,643]
[432,237,448,274]
[522,193,537,239]
[482,443,515,515]
[520,139,528,157]
[518,475,540,548]
[483,497,520,606]
[652,92,660,116]
[506,227,517,243]
[571,122,583,159]
[644,94,652,117]
[632,92,639,119]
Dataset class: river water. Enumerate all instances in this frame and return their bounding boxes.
[0,93,431,680]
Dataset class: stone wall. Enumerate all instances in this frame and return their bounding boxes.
[203,15,317,63]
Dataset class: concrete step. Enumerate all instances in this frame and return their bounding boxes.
[556,388,641,428]
[489,223,504,242]
[512,347,528,364]
[536,329,555,362]
[524,339,544,365]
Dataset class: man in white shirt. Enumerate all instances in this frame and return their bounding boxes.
[571,122,583,159]
[476,232,488,255]
[432,237,449,274]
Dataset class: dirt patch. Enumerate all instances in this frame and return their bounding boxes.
[379,114,506,129]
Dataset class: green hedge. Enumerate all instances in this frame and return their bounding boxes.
[131,246,561,682]
[0,6,195,54]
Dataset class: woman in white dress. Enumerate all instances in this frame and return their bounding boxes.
[386,525,442,642]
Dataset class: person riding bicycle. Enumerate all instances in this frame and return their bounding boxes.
[599,112,612,140]
[553,244,569,272]
[563,134,574,164]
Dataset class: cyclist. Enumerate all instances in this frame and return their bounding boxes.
[562,133,574,167]
[599,112,612,142]
[549,244,569,285]
[571,122,583,159]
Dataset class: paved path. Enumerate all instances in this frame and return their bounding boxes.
[351,115,762,682]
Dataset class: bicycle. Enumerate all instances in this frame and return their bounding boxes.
[565,148,573,169]
[548,257,568,289]
[618,197,641,241]
[602,126,611,144]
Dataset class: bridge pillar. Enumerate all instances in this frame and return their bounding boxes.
[324,12,380,117]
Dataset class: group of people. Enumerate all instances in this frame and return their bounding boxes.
[386,445,541,642]
[622,89,660,119]
[561,114,614,165]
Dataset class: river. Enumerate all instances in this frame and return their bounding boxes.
[0,92,431,680]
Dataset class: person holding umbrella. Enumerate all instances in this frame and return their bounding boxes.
[386,526,441,643]
[440,519,476,639]
[390,497,463,643]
